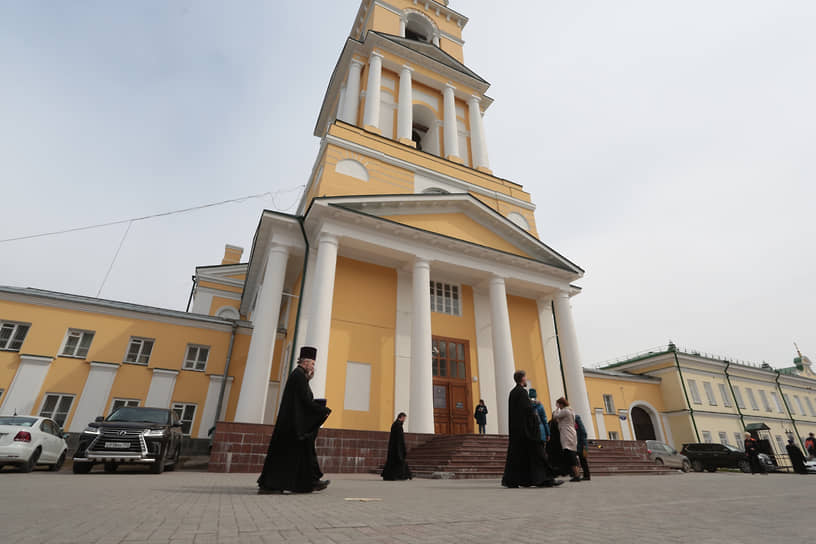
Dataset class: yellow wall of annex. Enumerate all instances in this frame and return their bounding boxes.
[584,377,665,439]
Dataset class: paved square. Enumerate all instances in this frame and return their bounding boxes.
[0,468,809,543]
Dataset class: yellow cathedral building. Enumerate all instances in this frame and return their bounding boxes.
[2,0,814,461]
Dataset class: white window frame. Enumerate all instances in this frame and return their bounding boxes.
[745,388,759,410]
[0,321,30,351]
[732,386,745,409]
[183,344,210,372]
[770,391,784,413]
[794,396,805,416]
[38,393,75,428]
[734,432,745,450]
[608,431,619,440]
[60,329,95,358]
[701,430,712,444]
[758,390,771,412]
[718,431,729,446]
[429,281,462,317]
[110,398,140,413]
[687,379,702,405]
[171,402,197,436]
[602,394,616,414]
[124,337,154,365]
[717,383,732,407]
[806,397,816,417]
[703,382,717,406]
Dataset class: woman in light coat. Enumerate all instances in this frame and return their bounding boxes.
[552,397,581,482]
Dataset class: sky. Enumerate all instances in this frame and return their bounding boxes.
[1,1,814,368]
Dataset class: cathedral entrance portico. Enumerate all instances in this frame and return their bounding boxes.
[431,336,472,434]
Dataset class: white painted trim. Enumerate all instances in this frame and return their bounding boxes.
[194,286,242,301]
[144,369,179,409]
[661,414,675,447]
[214,306,240,320]
[473,289,498,435]
[618,410,632,440]
[394,269,412,419]
[198,375,233,438]
[594,408,607,440]
[69,361,119,431]
[628,400,665,442]
[0,355,53,416]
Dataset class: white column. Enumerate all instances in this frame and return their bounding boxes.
[473,290,499,434]
[409,258,434,434]
[304,233,339,400]
[394,268,413,419]
[234,245,289,422]
[468,95,490,170]
[144,369,179,408]
[443,83,460,161]
[397,65,414,144]
[553,291,595,438]
[399,17,406,37]
[489,276,516,435]
[0,355,52,416]
[619,410,632,440]
[340,59,364,125]
[536,298,565,409]
[594,408,608,440]
[69,362,119,431]
[362,52,383,132]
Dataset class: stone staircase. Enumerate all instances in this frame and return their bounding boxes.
[402,436,676,479]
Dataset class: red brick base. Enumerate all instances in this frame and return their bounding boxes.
[208,421,436,474]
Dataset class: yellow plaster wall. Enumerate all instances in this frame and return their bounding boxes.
[383,213,531,258]
[106,364,152,415]
[665,413,697,448]
[506,295,550,409]
[584,376,665,439]
[317,143,414,198]
[439,36,464,62]
[0,352,20,396]
[171,370,211,437]
[324,257,397,431]
[33,357,91,429]
[369,4,401,36]
[656,371,689,411]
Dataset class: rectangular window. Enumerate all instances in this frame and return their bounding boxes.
[783,394,794,415]
[732,386,745,409]
[0,321,30,351]
[687,379,702,404]
[703,382,717,406]
[794,396,805,416]
[806,397,816,417]
[429,281,461,317]
[758,390,771,412]
[38,394,74,428]
[770,392,784,413]
[171,403,197,435]
[183,345,209,372]
[110,398,140,413]
[124,337,154,365]
[745,388,759,410]
[717,384,732,407]
[608,431,619,440]
[718,432,729,446]
[734,433,745,450]
[775,435,786,452]
[60,329,94,358]
[603,394,616,414]
[701,430,712,444]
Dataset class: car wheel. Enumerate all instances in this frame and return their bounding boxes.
[150,450,166,474]
[681,460,691,473]
[165,447,182,472]
[20,447,41,473]
[49,452,66,472]
[72,462,93,474]
[692,460,704,472]
[103,462,118,473]
[655,458,664,466]
[738,459,751,473]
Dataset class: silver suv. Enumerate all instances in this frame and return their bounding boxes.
[646,440,690,472]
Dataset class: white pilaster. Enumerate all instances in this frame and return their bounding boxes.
[198,375,233,438]
[409,258,434,434]
[443,83,460,161]
[0,355,53,416]
[488,276,515,435]
[553,291,595,438]
[362,52,384,132]
[304,233,340,400]
[399,17,406,37]
[340,59,364,125]
[619,410,632,440]
[536,298,565,409]
[144,369,179,409]
[473,290,499,434]
[468,95,490,170]
[397,65,414,144]
[394,268,413,419]
[234,245,289,422]
[69,362,119,431]
[594,408,608,440]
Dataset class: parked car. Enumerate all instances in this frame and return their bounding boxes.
[646,440,691,472]
[681,442,775,473]
[72,406,183,474]
[0,416,69,472]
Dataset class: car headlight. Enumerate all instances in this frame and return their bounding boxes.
[82,427,100,435]
[143,429,167,438]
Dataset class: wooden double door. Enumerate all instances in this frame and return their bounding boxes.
[432,336,473,435]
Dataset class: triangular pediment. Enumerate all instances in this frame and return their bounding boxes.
[373,32,487,84]
[195,263,247,289]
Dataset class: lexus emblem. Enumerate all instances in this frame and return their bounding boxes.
[118,430,127,437]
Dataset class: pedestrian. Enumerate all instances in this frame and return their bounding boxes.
[805,433,816,458]
[743,432,767,475]
[257,346,332,494]
[575,414,591,481]
[552,397,582,483]
[528,389,550,443]
[474,399,488,435]
[786,439,808,475]
[501,370,563,488]
[546,417,568,476]
[382,412,412,480]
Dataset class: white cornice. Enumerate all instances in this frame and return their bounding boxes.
[19,354,54,365]
[194,286,241,302]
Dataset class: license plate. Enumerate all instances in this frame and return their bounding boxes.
[104,441,130,449]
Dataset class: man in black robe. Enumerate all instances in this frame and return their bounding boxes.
[257,346,332,494]
[501,370,563,488]
[381,412,412,480]
[786,439,809,475]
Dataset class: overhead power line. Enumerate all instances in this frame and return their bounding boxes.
[0,186,305,244]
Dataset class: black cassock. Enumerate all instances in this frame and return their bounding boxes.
[381,419,412,480]
[502,384,555,487]
[786,443,808,475]
[546,419,569,477]
[257,365,331,493]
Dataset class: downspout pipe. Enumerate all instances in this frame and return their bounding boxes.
[288,217,311,374]
[775,371,803,450]
[213,322,238,431]
[551,300,568,398]
[673,349,700,442]
[185,275,197,312]
[724,360,746,432]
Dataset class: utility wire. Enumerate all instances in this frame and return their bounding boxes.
[0,186,305,244]
[96,220,133,297]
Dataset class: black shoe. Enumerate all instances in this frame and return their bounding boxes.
[312,479,330,491]
[540,479,564,487]
[582,476,591,481]
[570,476,582,482]
[257,488,283,495]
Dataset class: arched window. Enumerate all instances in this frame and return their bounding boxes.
[411,129,424,151]
[335,159,369,182]
[422,187,449,195]
[412,104,440,156]
[507,212,530,231]
[404,12,436,44]
[216,306,240,320]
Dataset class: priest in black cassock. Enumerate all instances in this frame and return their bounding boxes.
[502,370,563,488]
[257,346,332,494]
[381,412,412,480]
[786,439,808,475]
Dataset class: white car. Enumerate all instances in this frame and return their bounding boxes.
[0,416,69,472]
